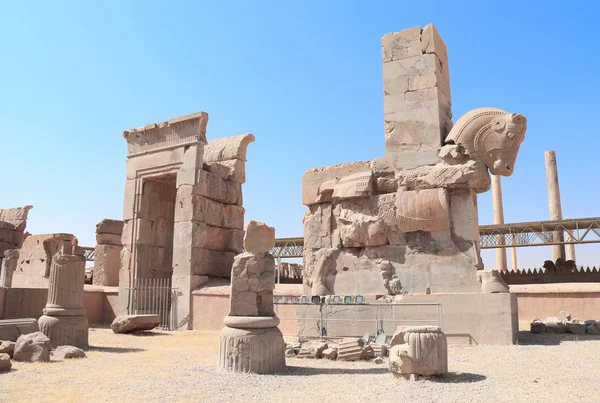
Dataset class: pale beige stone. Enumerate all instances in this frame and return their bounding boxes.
[389,326,448,379]
[218,326,286,374]
[95,233,122,246]
[445,108,527,176]
[13,332,52,363]
[92,244,121,286]
[0,353,10,372]
[243,221,275,254]
[13,234,77,288]
[302,161,372,206]
[388,187,450,233]
[53,345,86,359]
[196,169,243,206]
[95,219,124,235]
[381,27,422,62]
[38,255,89,350]
[205,159,247,184]
[110,315,160,333]
[204,133,255,163]
[477,270,510,293]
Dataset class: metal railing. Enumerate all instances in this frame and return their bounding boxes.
[125,278,178,330]
[274,299,442,338]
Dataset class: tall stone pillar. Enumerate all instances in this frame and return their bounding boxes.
[511,246,518,271]
[38,255,89,349]
[382,24,452,170]
[491,175,507,271]
[544,151,566,261]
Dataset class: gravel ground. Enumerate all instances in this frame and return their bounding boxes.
[1,328,599,403]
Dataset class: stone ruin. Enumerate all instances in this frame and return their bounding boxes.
[0,206,32,287]
[118,112,254,329]
[389,326,448,380]
[218,221,286,374]
[38,252,89,350]
[301,24,526,343]
[12,233,84,288]
[93,219,124,286]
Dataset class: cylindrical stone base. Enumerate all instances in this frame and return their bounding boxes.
[38,315,89,350]
[390,326,448,379]
[218,326,286,374]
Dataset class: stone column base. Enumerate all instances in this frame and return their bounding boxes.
[39,315,89,350]
[218,325,286,374]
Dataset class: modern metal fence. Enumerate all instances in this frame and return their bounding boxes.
[274,298,442,339]
[125,278,178,331]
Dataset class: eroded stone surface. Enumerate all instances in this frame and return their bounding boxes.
[53,345,86,359]
[243,221,275,254]
[0,353,10,372]
[110,315,161,334]
[389,326,448,378]
[13,332,52,363]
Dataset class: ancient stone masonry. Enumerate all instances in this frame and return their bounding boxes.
[118,111,254,329]
[389,326,448,380]
[38,254,89,350]
[0,206,32,286]
[218,221,286,374]
[0,206,32,256]
[302,24,527,298]
[93,219,124,286]
[12,233,83,288]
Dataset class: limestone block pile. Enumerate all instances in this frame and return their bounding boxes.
[389,326,448,380]
[285,337,389,362]
[530,311,600,335]
[218,221,286,374]
[38,255,89,350]
[93,219,124,286]
[302,24,527,297]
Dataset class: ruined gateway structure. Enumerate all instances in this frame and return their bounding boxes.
[301,24,527,344]
[118,112,254,329]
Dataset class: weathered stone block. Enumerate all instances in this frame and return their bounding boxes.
[218,326,285,374]
[96,233,122,246]
[13,332,52,363]
[93,244,122,286]
[204,133,255,163]
[302,161,372,206]
[244,221,275,254]
[381,27,422,62]
[111,315,160,333]
[96,219,124,235]
[196,169,242,205]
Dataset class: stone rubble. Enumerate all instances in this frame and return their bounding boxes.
[0,353,10,373]
[111,315,161,334]
[53,345,86,359]
[13,332,53,363]
[0,341,16,358]
[529,315,600,335]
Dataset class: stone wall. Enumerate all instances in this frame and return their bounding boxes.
[93,219,124,286]
[118,112,253,328]
[12,233,82,288]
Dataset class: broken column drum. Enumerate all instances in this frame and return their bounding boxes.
[389,326,448,379]
[218,221,286,374]
[38,255,89,349]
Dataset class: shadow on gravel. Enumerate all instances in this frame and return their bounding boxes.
[129,331,171,337]
[430,372,486,383]
[89,346,145,354]
[281,366,388,376]
[517,331,600,346]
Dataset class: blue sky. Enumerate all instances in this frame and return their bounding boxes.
[2,1,599,269]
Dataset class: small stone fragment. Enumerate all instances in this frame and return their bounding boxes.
[530,321,546,334]
[545,322,566,334]
[558,311,571,322]
[361,345,375,360]
[566,323,586,335]
[285,347,296,357]
[110,315,160,334]
[373,356,384,364]
[337,338,364,361]
[53,345,86,359]
[13,332,52,363]
[586,324,600,335]
[322,348,338,360]
[0,341,16,358]
[0,353,11,373]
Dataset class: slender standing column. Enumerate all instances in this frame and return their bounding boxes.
[491,175,508,271]
[511,245,518,271]
[544,151,566,261]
